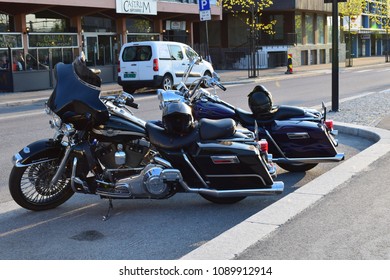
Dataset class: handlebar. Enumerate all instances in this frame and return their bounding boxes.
[126,99,139,109]
[101,92,138,109]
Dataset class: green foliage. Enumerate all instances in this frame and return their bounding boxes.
[217,0,276,34]
[370,0,390,31]
[339,0,367,17]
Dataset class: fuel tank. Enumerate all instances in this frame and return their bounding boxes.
[91,115,147,142]
[192,99,236,120]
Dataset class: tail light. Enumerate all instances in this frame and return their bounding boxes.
[153,58,159,71]
[117,60,120,73]
[259,139,268,153]
[325,120,334,130]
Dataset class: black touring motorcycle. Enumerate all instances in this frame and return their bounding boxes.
[162,57,344,172]
[9,54,284,214]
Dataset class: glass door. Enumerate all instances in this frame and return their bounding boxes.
[84,35,98,66]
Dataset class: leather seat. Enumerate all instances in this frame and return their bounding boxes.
[235,105,306,126]
[198,118,236,140]
[145,118,237,150]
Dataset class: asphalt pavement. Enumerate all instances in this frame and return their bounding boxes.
[1,56,390,260]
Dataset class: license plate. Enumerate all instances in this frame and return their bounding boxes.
[124,72,136,78]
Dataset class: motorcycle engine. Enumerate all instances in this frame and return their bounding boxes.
[97,139,150,169]
[114,164,172,199]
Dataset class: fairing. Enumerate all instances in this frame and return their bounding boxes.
[47,60,109,129]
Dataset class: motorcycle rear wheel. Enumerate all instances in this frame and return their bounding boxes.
[277,162,318,172]
[9,159,74,211]
[200,194,246,204]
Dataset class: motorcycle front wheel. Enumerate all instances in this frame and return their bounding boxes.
[200,194,246,204]
[277,162,318,172]
[9,159,74,211]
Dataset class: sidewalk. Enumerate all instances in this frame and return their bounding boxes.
[178,56,390,260]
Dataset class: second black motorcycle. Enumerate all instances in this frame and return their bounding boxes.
[160,57,345,172]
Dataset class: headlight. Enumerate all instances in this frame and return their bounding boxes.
[49,114,62,129]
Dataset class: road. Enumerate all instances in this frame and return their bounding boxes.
[0,64,387,259]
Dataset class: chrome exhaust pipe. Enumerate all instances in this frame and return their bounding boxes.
[196,182,284,197]
[273,153,345,164]
[160,169,284,197]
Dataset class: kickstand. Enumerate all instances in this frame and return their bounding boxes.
[102,198,114,221]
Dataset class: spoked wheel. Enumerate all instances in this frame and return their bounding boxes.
[277,162,318,172]
[9,160,74,211]
[200,194,246,204]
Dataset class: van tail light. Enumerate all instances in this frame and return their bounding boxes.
[117,60,120,73]
[325,120,334,130]
[153,58,159,71]
[259,139,268,153]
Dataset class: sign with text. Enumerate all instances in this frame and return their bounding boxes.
[116,0,157,15]
[0,33,23,49]
[199,0,211,21]
[28,34,78,48]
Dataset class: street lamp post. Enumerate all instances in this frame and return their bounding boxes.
[331,0,340,112]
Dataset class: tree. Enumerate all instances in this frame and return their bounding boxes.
[339,0,367,66]
[217,0,275,34]
[370,0,390,62]
[217,0,275,77]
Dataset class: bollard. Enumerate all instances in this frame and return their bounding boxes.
[285,53,293,74]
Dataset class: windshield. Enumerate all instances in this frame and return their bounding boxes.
[47,57,108,128]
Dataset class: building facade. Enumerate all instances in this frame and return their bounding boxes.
[208,0,347,70]
[2,0,387,92]
[0,0,222,92]
[343,0,390,59]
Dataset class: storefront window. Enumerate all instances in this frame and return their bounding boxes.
[162,20,188,43]
[0,33,23,49]
[28,33,78,48]
[82,16,116,32]
[26,14,67,33]
[126,19,153,33]
[126,18,158,42]
[0,13,12,32]
[81,15,118,66]
[26,33,78,69]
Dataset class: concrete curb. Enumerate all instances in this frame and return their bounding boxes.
[179,122,390,260]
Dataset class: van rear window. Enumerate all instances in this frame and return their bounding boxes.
[122,46,152,62]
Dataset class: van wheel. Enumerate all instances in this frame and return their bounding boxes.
[161,74,173,90]
[201,71,212,88]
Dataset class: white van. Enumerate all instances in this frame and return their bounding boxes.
[117,41,214,93]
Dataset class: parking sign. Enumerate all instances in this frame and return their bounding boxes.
[199,0,211,21]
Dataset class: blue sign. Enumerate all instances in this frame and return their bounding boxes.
[199,0,210,11]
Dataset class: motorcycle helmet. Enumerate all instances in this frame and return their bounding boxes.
[248,85,273,116]
[162,101,194,135]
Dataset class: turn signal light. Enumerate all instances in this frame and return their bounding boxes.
[325,120,334,130]
[259,139,268,153]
